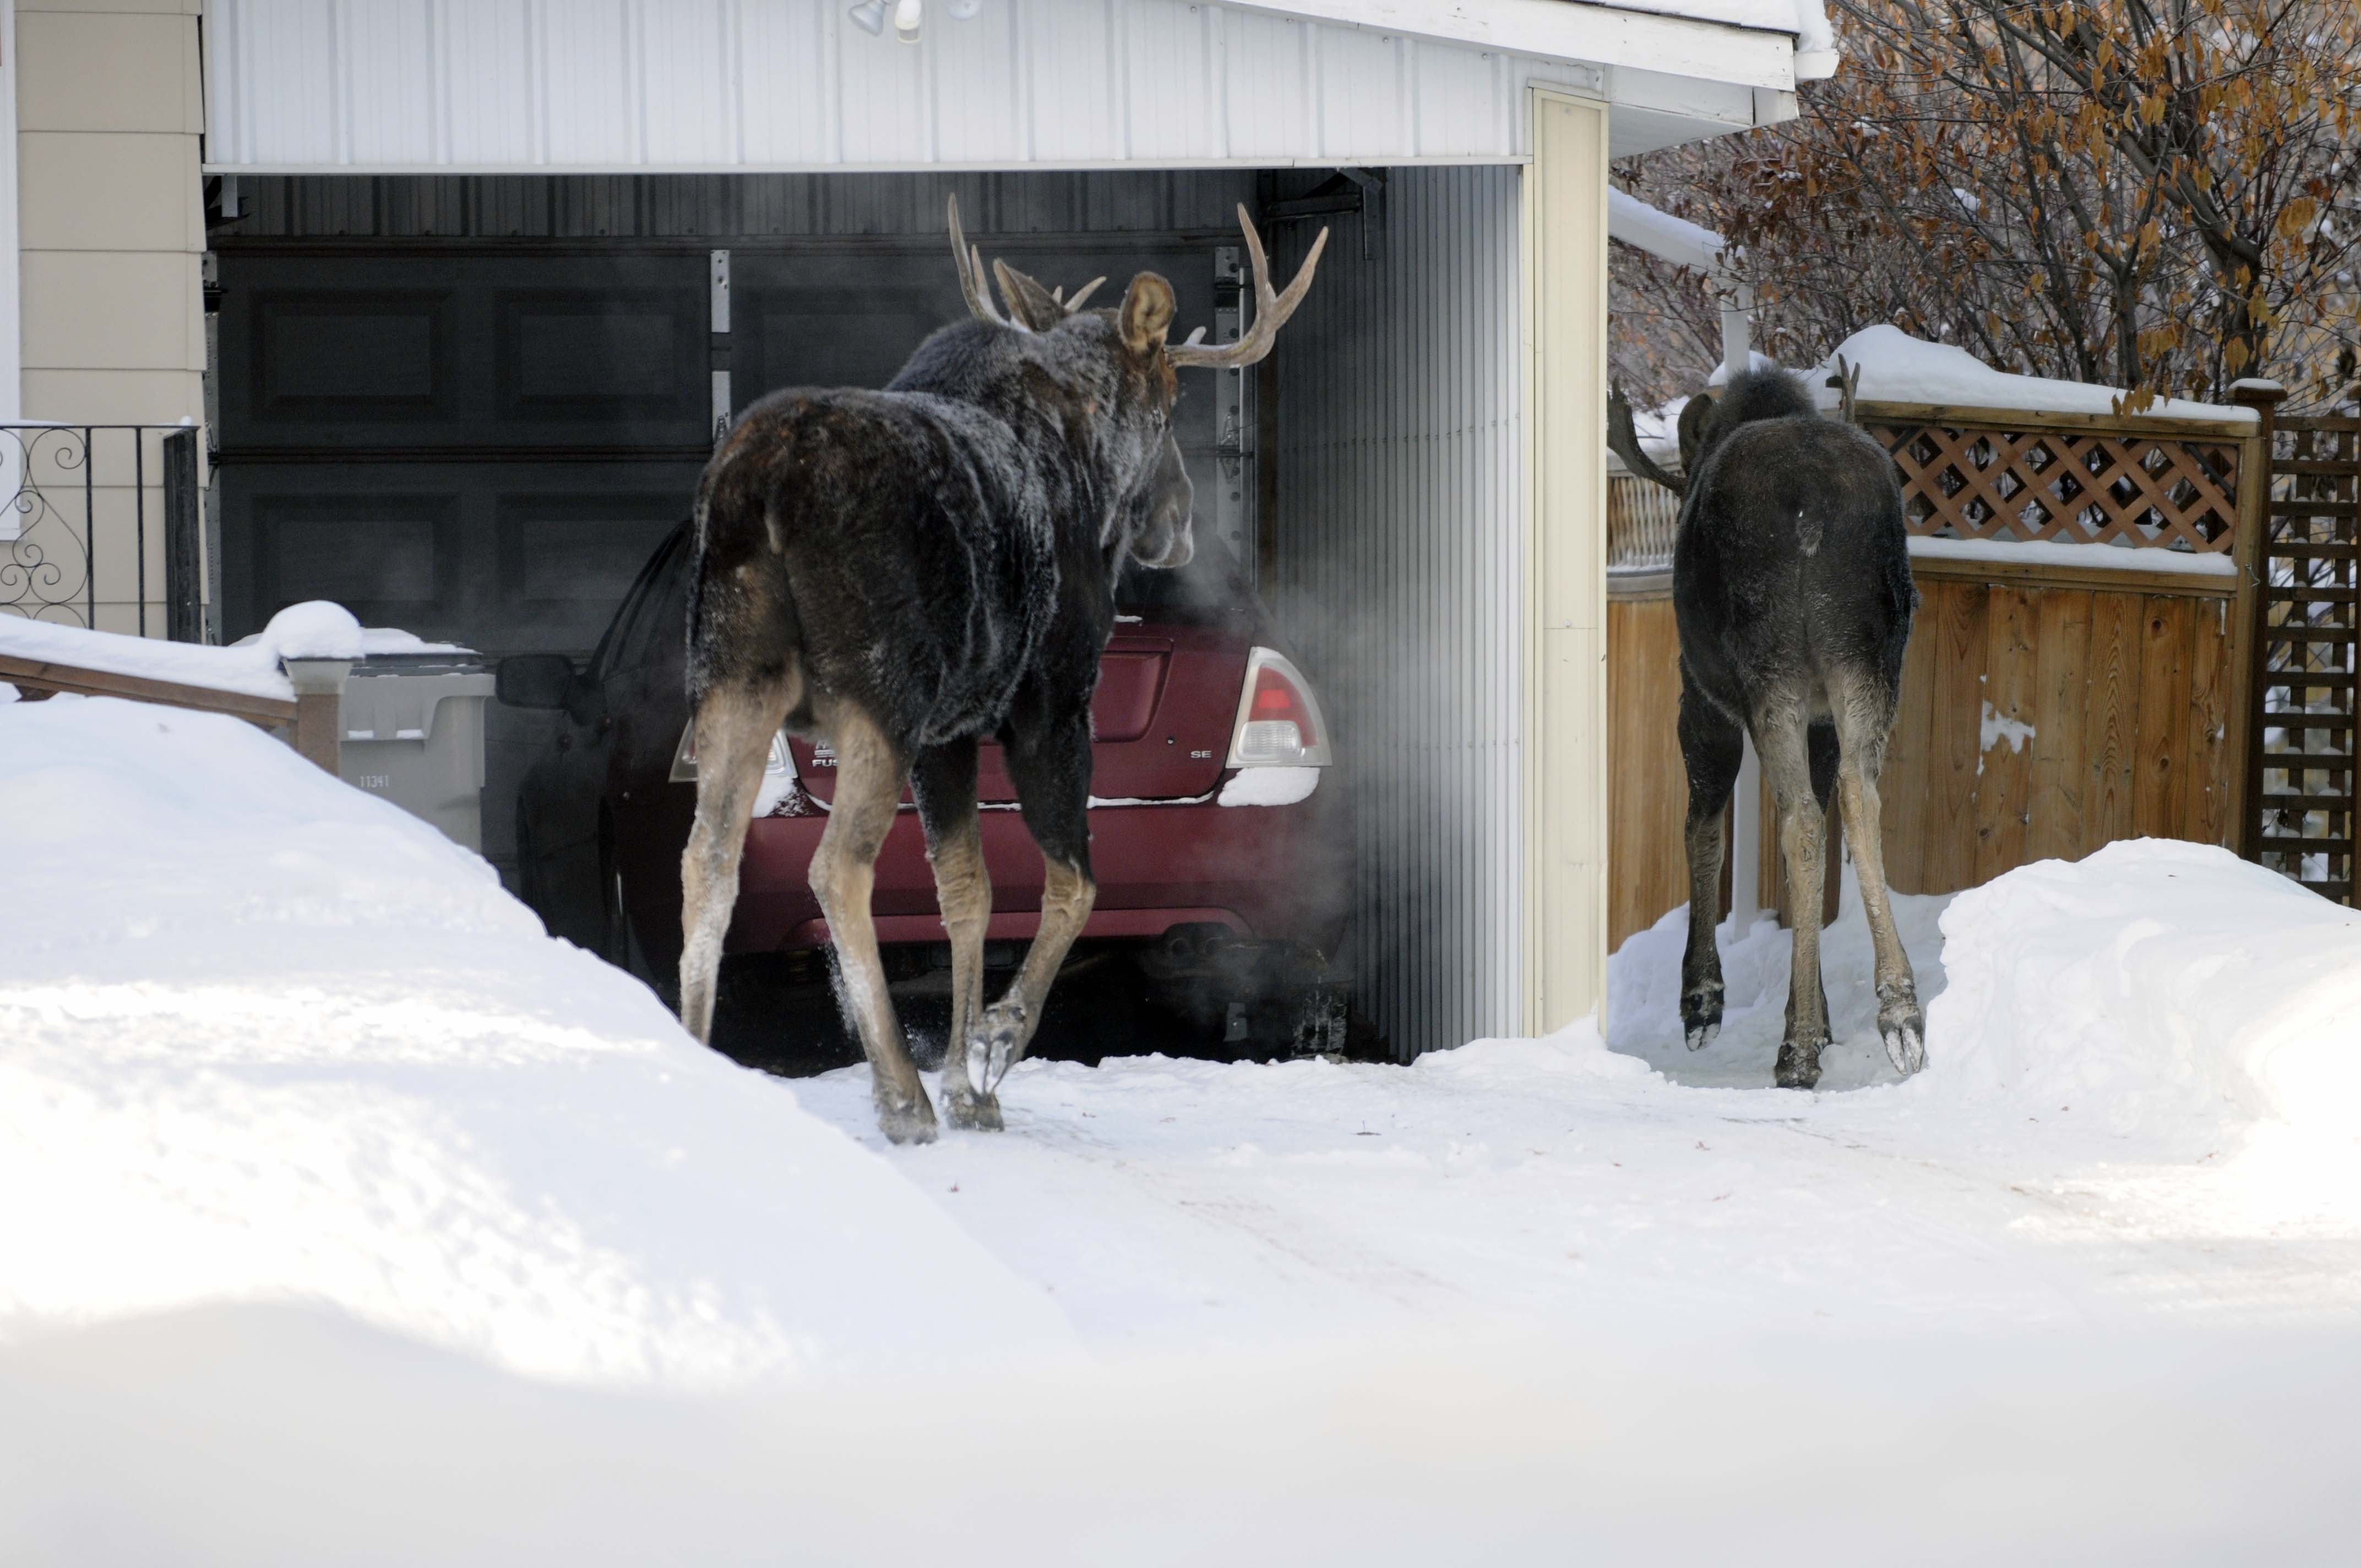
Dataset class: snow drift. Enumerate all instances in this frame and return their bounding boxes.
[0,696,1076,1386]
[1925,840,2361,1145]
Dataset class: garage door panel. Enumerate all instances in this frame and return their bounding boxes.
[251,290,456,424]
[224,462,703,656]
[247,491,464,634]
[222,254,708,450]
[493,492,694,617]
[493,288,707,436]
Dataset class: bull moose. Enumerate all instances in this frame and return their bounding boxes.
[679,199,1326,1142]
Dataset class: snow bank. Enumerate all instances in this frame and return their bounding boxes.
[1806,324,2254,424]
[7,1304,2357,1567]
[0,601,371,703]
[0,696,1076,1386]
[1925,840,2361,1143]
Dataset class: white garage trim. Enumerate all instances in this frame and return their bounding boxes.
[202,0,1790,175]
[1524,84,1611,1034]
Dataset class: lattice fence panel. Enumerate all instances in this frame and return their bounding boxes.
[1864,421,2241,553]
[2254,417,2359,905]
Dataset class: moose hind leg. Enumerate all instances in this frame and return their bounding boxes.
[811,704,935,1144]
[1831,667,1925,1075]
[1678,685,1744,1050]
[679,675,795,1045]
[1754,701,1832,1090]
[913,741,1000,1130]
[977,710,1097,1093]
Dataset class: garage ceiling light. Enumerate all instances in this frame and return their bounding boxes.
[848,0,981,42]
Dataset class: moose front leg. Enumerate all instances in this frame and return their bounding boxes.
[978,709,1097,1093]
[913,741,1000,1130]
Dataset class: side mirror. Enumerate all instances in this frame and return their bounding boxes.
[497,654,579,710]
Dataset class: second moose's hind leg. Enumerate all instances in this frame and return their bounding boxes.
[1677,683,1745,1051]
[975,707,1097,1093]
[1829,663,1925,1075]
[810,703,937,1144]
[1753,696,1833,1090]
[912,739,1001,1130]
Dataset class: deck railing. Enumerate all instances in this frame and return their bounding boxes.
[1,424,205,639]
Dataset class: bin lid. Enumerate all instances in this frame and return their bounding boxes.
[344,654,495,741]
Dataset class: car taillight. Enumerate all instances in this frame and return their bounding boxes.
[1225,647,1333,768]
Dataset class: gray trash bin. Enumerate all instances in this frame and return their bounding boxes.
[338,652,497,851]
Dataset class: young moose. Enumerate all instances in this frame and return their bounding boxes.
[1653,368,1927,1089]
[679,201,1326,1142]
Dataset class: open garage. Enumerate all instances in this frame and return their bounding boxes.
[199,0,1828,1055]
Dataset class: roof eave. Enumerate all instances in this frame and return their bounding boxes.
[1222,0,1810,93]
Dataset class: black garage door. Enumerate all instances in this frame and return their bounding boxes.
[215,225,1232,876]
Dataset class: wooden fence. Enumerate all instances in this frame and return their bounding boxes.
[1606,393,2297,949]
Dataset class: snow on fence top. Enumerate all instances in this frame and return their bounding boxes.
[1805,325,2257,426]
[0,603,459,704]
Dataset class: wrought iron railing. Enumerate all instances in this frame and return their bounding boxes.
[2,423,205,638]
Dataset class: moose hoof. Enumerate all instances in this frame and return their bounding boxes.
[1880,1012,1927,1077]
[1680,983,1725,1052]
[941,1084,1004,1132]
[1774,1036,1826,1091]
[875,1091,939,1146]
[974,999,1031,1092]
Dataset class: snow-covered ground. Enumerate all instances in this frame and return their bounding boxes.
[788,847,2361,1349]
[4,694,2359,1560]
[0,696,1076,1386]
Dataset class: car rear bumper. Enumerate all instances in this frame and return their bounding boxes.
[722,782,1350,956]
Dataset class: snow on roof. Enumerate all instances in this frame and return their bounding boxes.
[1805,324,2257,424]
[0,697,1079,1386]
[1607,188,1728,273]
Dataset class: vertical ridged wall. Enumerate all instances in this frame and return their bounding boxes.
[1270,165,1526,1059]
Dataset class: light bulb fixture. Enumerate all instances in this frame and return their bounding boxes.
[847,0,886,35]
[893,0,923,42]
[946,0,982,16]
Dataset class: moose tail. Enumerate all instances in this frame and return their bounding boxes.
[685,450,806,718]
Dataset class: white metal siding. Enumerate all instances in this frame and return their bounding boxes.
[205,0,1608,172]
[1269,164,1525,1057]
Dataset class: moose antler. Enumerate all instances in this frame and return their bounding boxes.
[1168,205,1329,369]
[949,195,1112,332]
[948,195,1012,328]
[1607,385,1687,497]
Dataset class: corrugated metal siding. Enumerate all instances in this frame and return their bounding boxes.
[228,170,1260,238]
[206,0,1600,171]
[1269,165,1525,1058]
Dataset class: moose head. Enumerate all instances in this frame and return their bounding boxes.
[945,197,1326,577]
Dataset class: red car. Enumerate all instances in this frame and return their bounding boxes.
[502,522,1353,1054]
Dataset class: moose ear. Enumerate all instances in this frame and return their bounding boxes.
[992,259,1065,332]
[1676,391,1716,476]
[1119,271,1177,356]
